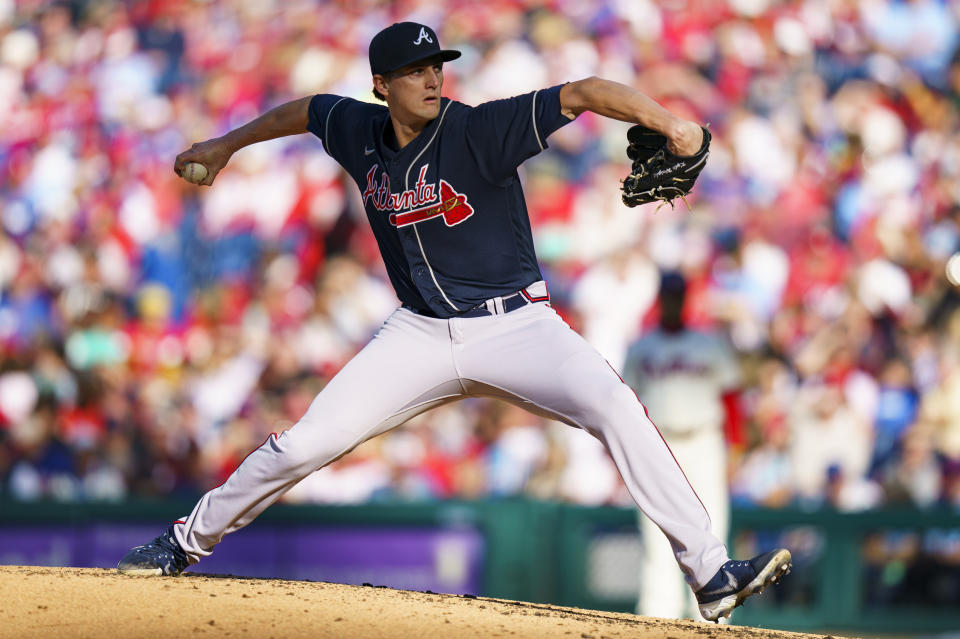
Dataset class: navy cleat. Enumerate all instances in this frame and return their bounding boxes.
[117,525,190,576]
[696,548,792,622]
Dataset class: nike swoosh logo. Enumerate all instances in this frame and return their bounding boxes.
[364,146,375,156]
[700,570,737,597]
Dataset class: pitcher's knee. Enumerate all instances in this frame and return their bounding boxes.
[275,423,362,474]
[579,381,645,426]
[273,437,317,474]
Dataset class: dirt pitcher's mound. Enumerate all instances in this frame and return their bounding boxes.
[0,566,838,639]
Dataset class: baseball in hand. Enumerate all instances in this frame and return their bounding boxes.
[182,162,208,184]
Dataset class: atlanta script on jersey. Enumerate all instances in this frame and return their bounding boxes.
[306,86,572,318]
[362,164,475,228]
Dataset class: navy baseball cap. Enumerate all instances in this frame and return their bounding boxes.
[369,22,461,76]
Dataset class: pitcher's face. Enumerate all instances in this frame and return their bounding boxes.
[377,58,444,124]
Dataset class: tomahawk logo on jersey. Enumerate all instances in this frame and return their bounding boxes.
[362,164,474,227]
[306,86,572,318]
[389,181,473,228]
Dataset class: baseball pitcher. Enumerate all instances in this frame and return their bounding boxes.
[117,22,789,622]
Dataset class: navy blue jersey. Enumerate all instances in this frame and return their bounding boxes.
[306,85,573,318]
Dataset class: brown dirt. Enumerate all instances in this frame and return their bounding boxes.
[0,566,839,639]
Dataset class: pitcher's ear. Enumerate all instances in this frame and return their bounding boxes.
[373,74,390,99]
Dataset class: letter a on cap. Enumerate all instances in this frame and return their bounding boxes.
[414,26,433,45]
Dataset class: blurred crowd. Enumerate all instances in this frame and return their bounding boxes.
[3,0,960,511]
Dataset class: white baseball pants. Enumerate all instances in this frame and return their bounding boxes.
[173,302,729,590]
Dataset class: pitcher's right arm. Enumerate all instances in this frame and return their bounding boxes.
[174,96,313,186]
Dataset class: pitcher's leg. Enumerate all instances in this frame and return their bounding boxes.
[175,309,460,562]
[456,305,728,589]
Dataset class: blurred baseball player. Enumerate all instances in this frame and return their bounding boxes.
[623,272,745,620]
[117,22,790,621]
